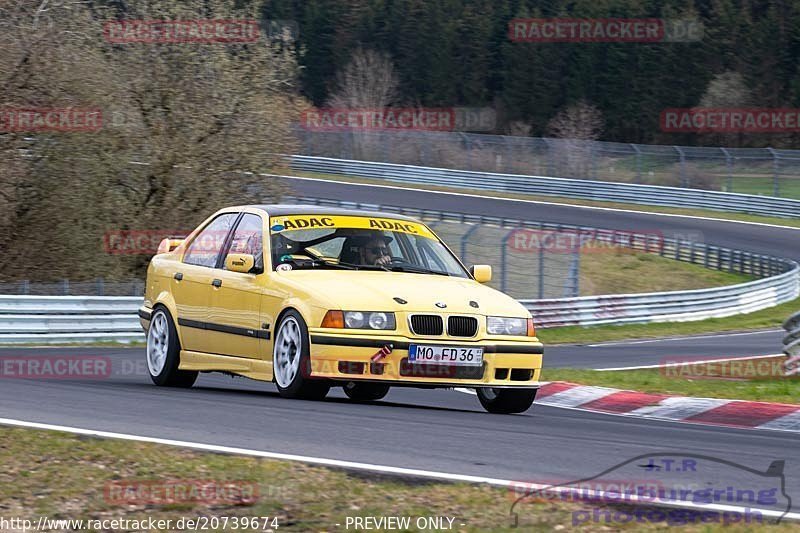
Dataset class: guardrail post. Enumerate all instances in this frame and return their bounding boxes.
[96,277,104,296]
[61,279,69,295]
[767,147,780,197]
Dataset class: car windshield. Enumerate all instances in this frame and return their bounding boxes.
[269,214,468,277]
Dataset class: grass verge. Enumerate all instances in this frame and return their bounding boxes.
[290,171,800,229]
[579,250,752,296]
[536,296,799,345]
[544,356,799,404]
[0,426,793,531]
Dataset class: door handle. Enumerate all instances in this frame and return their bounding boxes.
[173,272,183,281]
[211,279,222,288]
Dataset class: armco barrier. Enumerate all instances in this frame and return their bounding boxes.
[0,295,143,344]
[289,155,800,218]
[784,311,800,376]
[1,202,797,343]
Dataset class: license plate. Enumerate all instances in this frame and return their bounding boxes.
[408,345,484,366]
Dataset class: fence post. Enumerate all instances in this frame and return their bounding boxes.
[542,138,554,176]
[720,147,733,192]
[632,143,642,184]
[460,224,480,263]
[673,146,687,187]
[500,229,513,294]
[767,147,780,197]
[570,244,580,297]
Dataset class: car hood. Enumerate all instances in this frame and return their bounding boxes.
[276,270,529,317]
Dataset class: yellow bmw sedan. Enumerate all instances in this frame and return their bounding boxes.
[139,205,543,413]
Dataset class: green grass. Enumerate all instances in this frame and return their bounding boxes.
[0,426,795,531]
[728,176,800,200]
[544,357,799,404]
[291,171,800,228]
[536,296,799,345]
[579,250,752,296]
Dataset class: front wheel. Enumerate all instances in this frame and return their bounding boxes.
[477,388,537,414]
[146,307,198,388]
[343,382,390,402]
[273,310,330,400]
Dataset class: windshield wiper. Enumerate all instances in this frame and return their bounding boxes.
[389,265,450,276]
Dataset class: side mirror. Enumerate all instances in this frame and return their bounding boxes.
[226,253,256,274]
[471,264,492,283]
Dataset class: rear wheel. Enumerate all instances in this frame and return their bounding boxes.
[477,388,536,414]
[146,307,198,388]
[343,382,390,402]
[273,310,330,400]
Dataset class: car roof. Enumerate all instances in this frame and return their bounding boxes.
[246,204,422,223]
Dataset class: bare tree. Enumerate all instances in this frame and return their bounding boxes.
[546,100,604,178]
[697,71,756,147]
[327,48,400,109]
[546,100,604,140]
[0,0,305,281]
[325,48,400,160]
[698,71,751,108]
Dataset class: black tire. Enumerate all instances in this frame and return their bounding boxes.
[146,307,198,388]
[343,382,390,402]
[477,388,537,414]
[273,310,330,400]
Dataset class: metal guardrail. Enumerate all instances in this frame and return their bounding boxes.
[295,129,800,198]
[1,201,797,343]
[0,295,143,344]
[289,155,800,219]
[784,311,800,376]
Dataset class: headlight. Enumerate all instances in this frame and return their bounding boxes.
[344,311,396,330]
[487,316,528,336]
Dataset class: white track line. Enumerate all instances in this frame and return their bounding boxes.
[0,416,796,522]
[271,174,800,232]
[586,329,784,347]
[595,354,783,372]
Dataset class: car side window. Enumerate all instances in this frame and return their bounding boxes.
[183,213,238,268]
[223,214,264,272]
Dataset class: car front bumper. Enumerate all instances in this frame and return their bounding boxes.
[307,331,543,389]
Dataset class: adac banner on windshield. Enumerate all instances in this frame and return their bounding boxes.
[269,215,436,239]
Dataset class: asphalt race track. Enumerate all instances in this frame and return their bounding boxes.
[2,180,799,518]
[0,346,797,518]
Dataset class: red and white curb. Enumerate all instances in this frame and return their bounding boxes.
[535,382,800,433]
